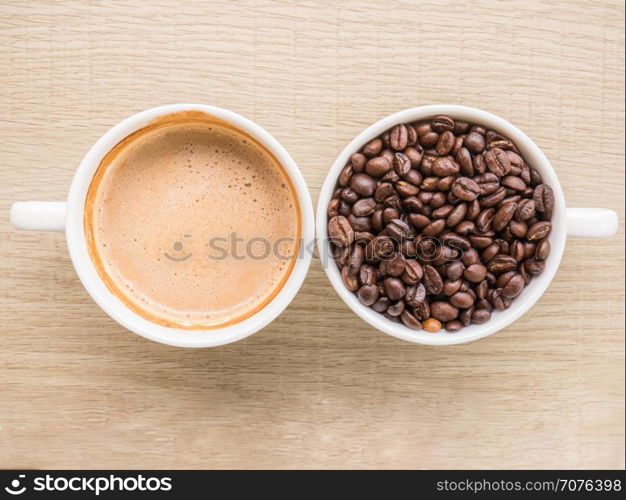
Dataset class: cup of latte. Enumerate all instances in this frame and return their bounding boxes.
[11,104,314,347]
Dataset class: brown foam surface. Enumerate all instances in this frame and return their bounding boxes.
[85,111,300,329]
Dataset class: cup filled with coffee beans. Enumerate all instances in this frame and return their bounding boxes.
[11,104,314,347]
[317,105,618,345]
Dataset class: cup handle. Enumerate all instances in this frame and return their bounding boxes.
[566,207,618,238]
[10,201,67,232]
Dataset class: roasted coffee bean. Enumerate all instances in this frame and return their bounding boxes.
[487,254,518,274]
[480,187,506,208]
[341,187,358,203]
[359,264,377,286]
[386,218,413,241]
[380,252,405,277]
[408,213,431,229]
[357,284,379,306]
[492,203,517,231]
[490,288,507,310]
[387,301,405,317]
[462,247,480,267]
[382,169,400,183]
[348,215,371,232]
[446,202,467,227]
[400,239,416,257]
[444,319,463,333]
[524,259,545,275]
[420,176,439,192]
[383,277,406,301]
[389,124,409,151]
[371,297,389,314]
[404,169,423,187]
[402,196,423,213]
[352,198,377,217]
[422,218,446,236]
[533,184,554,218]
[501,273,525,298]
[496,270,516,288]
[341,266,359,291]
[401,310,422,329]
[433,204,454,219]
[371,209,384,232]
[454,220,475,236]
[362,138,383,157]
[431,301,459,322]
[510,240,525,262]
[470,308,490,324]
[468,234,493,249]
[365,235,394,260]
[404,146,423,167]
[372,183,392,203]
[535,238,550,260]
[452,177,481,201]
[432,156,460,177]
[522,241,536,260]
[401,260,423,285]
[365,156,392,178]
[450,291,474,309]
[509,220,528,239]
[350,173,377,197]
[328,216,354,247]
[436,131,455,156]
[526,221,551,242]
[458,306,473,326]
[419,131,439,148]
[501,175,526,191]
[423,264,444,294]
[338,164,353,187]
[441,233,471,251]
[431,115,455,133]
[328,198,340,218]
[347,245,365,275]
[447,260,464,280]
[516,198,536,221]
[406,282,426,307]
[430,192,447,208]
[350,153,367,172]
[476,208,496,232]
[456,147,473,176]
[394,181,419,198]
[464,132,485,154]
[355,231,375,244]
[464,263,487,283]
[333,245,350,269]
[443,279,462,296]
[481,242,500,262]
[484,148,511,177]
[382,207,400,224]
[393,152,412,177]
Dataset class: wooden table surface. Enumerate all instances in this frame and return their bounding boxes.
[1,0,624,470]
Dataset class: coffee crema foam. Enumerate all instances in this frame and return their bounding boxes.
[85,111,300,329]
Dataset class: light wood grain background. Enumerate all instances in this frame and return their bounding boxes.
[1,0,624,470]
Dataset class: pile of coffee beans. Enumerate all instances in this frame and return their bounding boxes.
[327,116,554,332]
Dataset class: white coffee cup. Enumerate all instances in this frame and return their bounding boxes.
[11,104,315,348]
[316,105,618,345]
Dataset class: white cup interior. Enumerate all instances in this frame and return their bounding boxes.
[316,105,566,345]
[67,104,314,347]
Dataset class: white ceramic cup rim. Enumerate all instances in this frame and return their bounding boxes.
[66,104,314,348]
[316,104,568,345]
